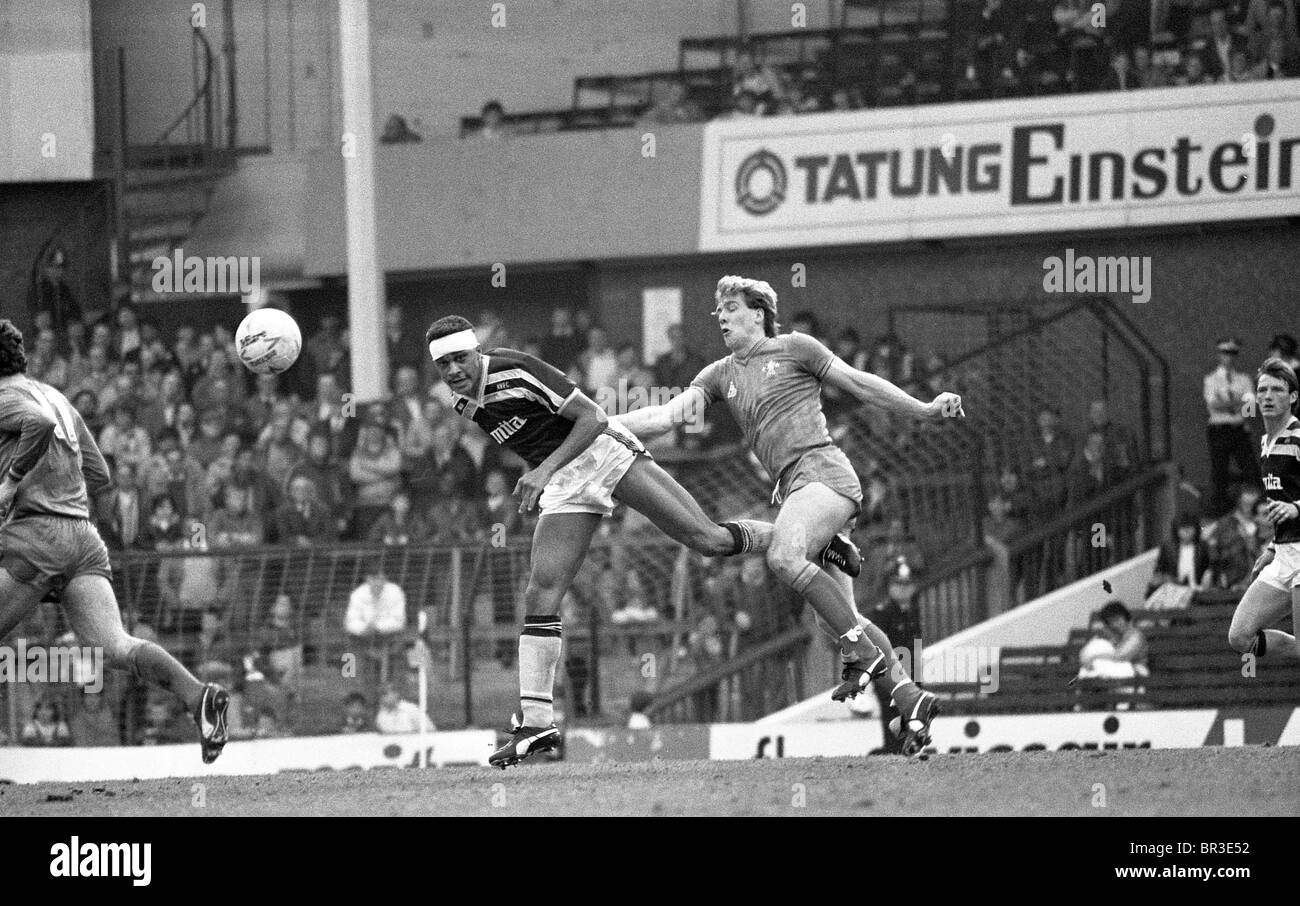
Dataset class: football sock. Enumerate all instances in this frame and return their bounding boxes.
[519,615,563,727]
[719,519,773,555]
[791,564,885,663]
[124,640,205,714]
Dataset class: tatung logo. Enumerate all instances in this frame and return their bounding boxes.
[735,148,787,215]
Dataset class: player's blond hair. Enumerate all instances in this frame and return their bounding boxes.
[715,275,779,337]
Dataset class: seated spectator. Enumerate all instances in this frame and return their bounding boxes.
[346,569,408,691]
[256,401,306,492]
[135,695,193,745]
[367,490,430,545]
[140,430,207,520]
[340,692,371,733]
[1206,485,1265,588]
[188,408,231,470]
[380,113,423,143]
[1245,0,1299,64]
[1149,514,1210,593]
[374,683,434,734]
[472,100,511,140]
[71,388,103,435]
[1077,601,1149,679]
[1205,7,1248,80]
[275,475,339,546]
[1177,50,1214,84]
[21,698,72,747]
[638,80,705,126]
[68,689,121,747]
[1254,33,1300,76]
[716,88,765,120]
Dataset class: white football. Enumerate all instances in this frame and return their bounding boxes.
[235,308,302,375]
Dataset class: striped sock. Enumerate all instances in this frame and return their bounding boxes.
[519,615,562,727]
[719,519,772,555]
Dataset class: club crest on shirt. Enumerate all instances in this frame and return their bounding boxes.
[727,381,737,399]
[763,361,780,377]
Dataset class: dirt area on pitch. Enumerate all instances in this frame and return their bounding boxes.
[3,747,1296,816]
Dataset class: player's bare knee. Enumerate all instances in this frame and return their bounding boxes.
[766,542,808,587]
[1227,624,1256,654]
[523,573,564,614]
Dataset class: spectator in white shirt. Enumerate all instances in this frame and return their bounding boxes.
[1203,337,1259,517]
[374,683,435,734]
[346,569,408,692]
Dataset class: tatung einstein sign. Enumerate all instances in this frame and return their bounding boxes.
[698,81,1300,251]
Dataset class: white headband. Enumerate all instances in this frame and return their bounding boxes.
[428,328,479,361]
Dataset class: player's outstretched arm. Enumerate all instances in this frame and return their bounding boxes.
[617,386,708,439]
[514,390,609,512]
[822,358,964,421]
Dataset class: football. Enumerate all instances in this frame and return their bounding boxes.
[235,308,302,375]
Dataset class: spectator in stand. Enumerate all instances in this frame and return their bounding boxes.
[379,113,422,143]
[114,303,143,361]
[1205,7,1248,79]
[572,326,618,396]
[1026,404,1076,510]
[309,372,358,459]
[1204,337,1259,516]
[1254,31,1300,75]
[96,403,152,474]
[286,429,352,537]
[540,306,585,374]
[69,344,117,404]
[340,691,371,733]
[209,483,265,548]
[187,407,230,471]
[175,401,198,450]
[349,417,404,538]
[138,493,185,551]
[28,330,68,388]
[70,388,103,435]
[375,682,434,733]
[614,342,652,393]
[68,689,120,746]
[472,100,511,140]
[260,593,304,697]
[367,490,430,545]
[1081,600,1150,679]
[256,400,306,494]
[101,460,144,549]
[859,517,928,604]
[1101,48,1137,89]
[730,46,783,109]
[868,558,924,753]
[203,431,244,499]
[716,88,765,119]
[427,471,486,544]
[653,323,707,393]
[1177,50,1214,84]
[33,246,82,336]
[1149,514,1211,593]
[1267,333,1300,373]
[1246,0,1299,62]
[1206,484,1265,588]
[276,475,338,545]
[304,315,347,388]
[139,368,186,436]
[347,571,408,692]
[985,465,1032,540]
[1087,398,1138,479]
[638,80,705,127]
[21,698,72,747]
[141,430,207,520]
[1067,430,1117,505]
[135,695,193,745]
[389,364,425,433]
[1131,44,1163,86]
[158,534,228,633]
[244,372,287,435]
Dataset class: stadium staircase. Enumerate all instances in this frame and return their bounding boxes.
[103,26,237,305]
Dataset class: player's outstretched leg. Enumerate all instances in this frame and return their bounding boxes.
[769,484,938,752]
[1228,578,1299,660]
[491,512,600,769]
[60,573,230,763]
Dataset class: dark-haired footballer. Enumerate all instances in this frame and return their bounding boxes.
[0,320,229,763]
[426,315,860,768]
[1228,357,1300,662]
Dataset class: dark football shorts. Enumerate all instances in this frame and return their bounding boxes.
[0,514,113,590]
[773,444,864,532]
